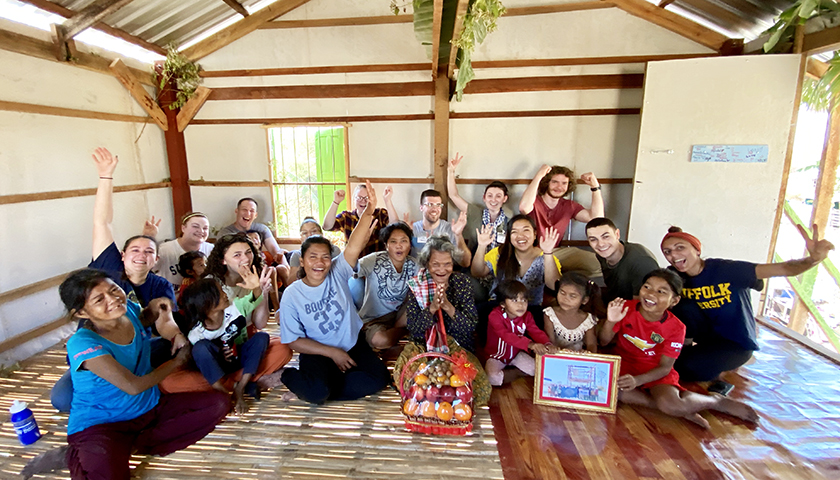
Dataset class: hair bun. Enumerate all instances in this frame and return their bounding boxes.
[667,226,683,233]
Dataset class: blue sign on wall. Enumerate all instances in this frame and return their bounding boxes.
[690,145,769,163]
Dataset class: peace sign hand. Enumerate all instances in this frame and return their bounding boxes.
[448,152,464,172]
[799,223,835,264]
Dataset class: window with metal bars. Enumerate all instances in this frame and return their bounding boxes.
[267,125,350,241]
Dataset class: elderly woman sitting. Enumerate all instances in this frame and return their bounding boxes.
[395,235,491,406]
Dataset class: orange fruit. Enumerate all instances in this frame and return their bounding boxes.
[453,403,472,421]
[414,374,430,386]
[420,401,436,418]
[403,399,420,416]
[437,402,453,421]
[450,374,465,387]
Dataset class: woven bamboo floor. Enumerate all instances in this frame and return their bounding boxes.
[0,324,503,480]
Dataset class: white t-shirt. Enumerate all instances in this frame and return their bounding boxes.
[154,239,213,287]
[187,293,261,345]
[356,252,418,322]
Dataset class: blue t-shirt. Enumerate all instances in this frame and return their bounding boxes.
[90,242,176,309]
[279,253,363,351]
[671,258,759,351]
[67,301,160,435]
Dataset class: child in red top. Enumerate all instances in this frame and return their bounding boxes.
[484,281,556,386]
[599,269,759,429]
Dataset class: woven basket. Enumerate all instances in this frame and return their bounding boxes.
[398,351,474,436]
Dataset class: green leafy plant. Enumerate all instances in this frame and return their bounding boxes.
[157,44,203,110]
[803,53,840,112]
[452,0,506,101]
[407,0,505,101]
[762,0,840,53]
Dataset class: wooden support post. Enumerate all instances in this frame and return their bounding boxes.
[176,86,212,131]
[157,65,192,226]
[433,66,450,217]
[109,58,168,130]
[50,23,76,61]
[430,0,443,77]
[812,102,840,239]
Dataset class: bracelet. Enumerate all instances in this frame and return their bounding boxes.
[590,186,601,192]
[100,176,113,180]
[332,201,340,205]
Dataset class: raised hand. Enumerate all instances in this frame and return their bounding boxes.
[333,189,346,204]
[452,210,467,236]
[236,265,261,291]
[383,185,393,202]
[537,164,552,178]
[476,224,494,248]
[799,223,835,263]
[606,298,629,323]
[364,180,378,211]
[143,216,161,238]
[579,172,600,188]
[539,226,559,253]
[402,212,411,225]
[259,266,275,293]
[448,152,464,172]
[92,147,118,177]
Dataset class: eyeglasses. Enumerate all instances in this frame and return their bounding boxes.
[355,196,369,201]
[423,202,444,209]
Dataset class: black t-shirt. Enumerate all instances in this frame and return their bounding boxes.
[89,242,176,308]
[597,241,660,303]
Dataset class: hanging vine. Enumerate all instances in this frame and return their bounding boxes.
[451,0,506,101]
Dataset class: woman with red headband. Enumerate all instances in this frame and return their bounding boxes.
[660,225,834,395]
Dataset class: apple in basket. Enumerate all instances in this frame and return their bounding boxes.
[439,386,456,404]
[409,384,425,402]
[426,385,441,403]
[455,386,472,403]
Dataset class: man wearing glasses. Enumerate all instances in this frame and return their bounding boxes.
[323,184,399,257]
[410,189,472,268]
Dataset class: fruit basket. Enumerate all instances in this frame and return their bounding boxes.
[398,350,477,436]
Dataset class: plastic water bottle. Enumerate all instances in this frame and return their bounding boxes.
[10,400,41,445]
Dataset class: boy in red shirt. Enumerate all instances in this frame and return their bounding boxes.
[599,269,759,429]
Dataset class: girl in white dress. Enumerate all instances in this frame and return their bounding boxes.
[543,272,598,352]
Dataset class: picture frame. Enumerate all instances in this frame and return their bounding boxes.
[533,352,621,414]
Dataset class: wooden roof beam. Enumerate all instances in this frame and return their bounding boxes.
[611,0,730,52]
[260,2,614,29]
[57,0,136,41]
[176,86,212,131]
[181,0,313,61]
[804,24,840,56]
[447,0,470,79]
[221,0,250,17]
[806,57,829,79]
[430,0,443,77]
[17,0,165,56]
[0,27,153,85]
[109,58,168,130]
[658,0,676,7]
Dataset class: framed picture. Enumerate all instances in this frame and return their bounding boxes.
[533,352,621,414]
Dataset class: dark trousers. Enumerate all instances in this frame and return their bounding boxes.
[67,391,228,480]
[674,338,754,382]
[192,332,269,385]
[280,333,390,405]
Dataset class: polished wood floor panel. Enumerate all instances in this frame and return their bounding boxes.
[489,328,840,480]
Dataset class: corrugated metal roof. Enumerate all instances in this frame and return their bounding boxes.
[46,0,798,54]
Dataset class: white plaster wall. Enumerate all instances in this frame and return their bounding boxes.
[628,55,801,264]
[0,49,168,366]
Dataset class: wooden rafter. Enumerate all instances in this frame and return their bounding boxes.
[806,57,829,79]
[430,0,444,77]
[182,0,312,61]
[176,86,212,131]
[17,0,165,56]
[221,0,250,17]
[804,24,840,55]
[56,0,136,41]
[658,0,676,7]
[447,0,471,79]
[0,27,153,85]
[109,58,168,130]
[611,0,730,52]
[260,1,614,29]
